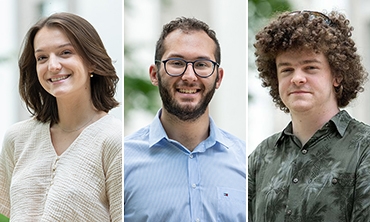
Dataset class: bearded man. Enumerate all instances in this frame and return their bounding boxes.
[124,17,246,222]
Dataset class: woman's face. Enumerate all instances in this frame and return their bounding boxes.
[33,26,92,100]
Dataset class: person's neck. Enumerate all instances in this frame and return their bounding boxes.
[290,108,340,146]
[160,108,210,152]
[55,96,105,132]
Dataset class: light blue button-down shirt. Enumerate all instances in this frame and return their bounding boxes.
[124,110,246,222]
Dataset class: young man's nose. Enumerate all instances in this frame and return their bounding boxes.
[291,70,306,85]
[181,63,198,81]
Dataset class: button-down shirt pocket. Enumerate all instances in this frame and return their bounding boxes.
[217,187,246,222]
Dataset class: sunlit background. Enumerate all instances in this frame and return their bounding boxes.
[0,0,122,147]
[124,0,247,141]
[249,0,370,155]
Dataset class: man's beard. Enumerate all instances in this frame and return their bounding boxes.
[158,73,218,122]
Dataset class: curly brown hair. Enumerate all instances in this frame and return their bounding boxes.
[254,10,368,113]
[19,12,119,123]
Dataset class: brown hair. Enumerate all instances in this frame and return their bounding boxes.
[254,10,367,112]
[19,12,119,123]
[154,17,221,64]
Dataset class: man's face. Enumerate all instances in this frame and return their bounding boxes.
[151,29,223,121]
[276,49,339,115]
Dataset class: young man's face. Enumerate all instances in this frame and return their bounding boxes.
[150,29,223,121]
[276,49,340,115]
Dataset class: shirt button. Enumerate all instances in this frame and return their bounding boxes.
[301,149,308,154]
[332,178,338,185]
[191,183,197,189]
[195,219,200,222]
[292,178,299,183]
[189,154,193,159]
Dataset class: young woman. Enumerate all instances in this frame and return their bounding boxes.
[0,12,121,221]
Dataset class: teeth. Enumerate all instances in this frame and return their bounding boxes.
[179,89,197,94]
[51,76,68,82]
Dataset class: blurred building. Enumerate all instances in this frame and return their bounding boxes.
[248,0,370,155]
[0,0,122,147]
[124,0,247,141]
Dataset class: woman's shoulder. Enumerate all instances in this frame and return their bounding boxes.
[5,117,47,137]
[87,114,122,149]
[2,118,49,150]
[94,114,122,135]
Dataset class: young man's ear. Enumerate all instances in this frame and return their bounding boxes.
[149,64,159,86]
[333,76,343,87]
[215,67,224,89]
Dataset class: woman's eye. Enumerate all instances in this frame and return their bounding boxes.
[62,50,72,55]
[37,56,46,61]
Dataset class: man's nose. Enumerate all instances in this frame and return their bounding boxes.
[181,63,197,82]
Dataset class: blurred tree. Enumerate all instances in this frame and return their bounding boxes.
[124,44,159,116]
[248,0,291,101]
[124,0,160,120]
[0,214,9,222]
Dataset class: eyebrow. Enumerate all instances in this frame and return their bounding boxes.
[34,43,73,53]
[276,59,322,68]
[166,53,211,60]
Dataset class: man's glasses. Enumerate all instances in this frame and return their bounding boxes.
[289,10,333,26]
[156,58,219,78]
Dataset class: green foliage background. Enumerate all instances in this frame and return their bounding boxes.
[248,0,291,102]
[0,214,9,222]
[123,0,292,117]
[124,44,159,117]
[123,0,161,120]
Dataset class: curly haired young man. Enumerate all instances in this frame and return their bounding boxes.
[249,10,370,221]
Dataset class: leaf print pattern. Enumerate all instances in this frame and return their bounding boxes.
[249,110,370,222]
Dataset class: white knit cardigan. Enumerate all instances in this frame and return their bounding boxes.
[0,114,122,221]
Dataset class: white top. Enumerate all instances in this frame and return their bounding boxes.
[0,114,122,221]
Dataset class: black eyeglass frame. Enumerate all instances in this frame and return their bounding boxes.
[289,10,333,26]
[155,58,220,78]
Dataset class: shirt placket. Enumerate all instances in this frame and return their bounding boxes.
[284,129,330,220]
[188,152,202,222]
[285,147,309,220]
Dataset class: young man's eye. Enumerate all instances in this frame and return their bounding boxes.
[306,66,318,71]
[168,60,185,67]
[281,68,293,73]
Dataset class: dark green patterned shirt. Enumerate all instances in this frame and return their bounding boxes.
[249,110,370,222]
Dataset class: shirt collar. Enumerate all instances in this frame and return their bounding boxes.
[148,109,232,150]
[276,110,352,146]
[330,110,352,137]
[148,109,167,147]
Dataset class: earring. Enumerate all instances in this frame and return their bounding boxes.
[90,74,94,78]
